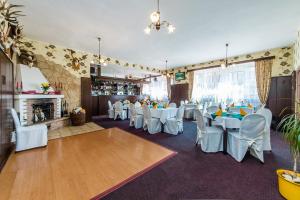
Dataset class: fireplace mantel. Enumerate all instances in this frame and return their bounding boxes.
[15,94,64,99]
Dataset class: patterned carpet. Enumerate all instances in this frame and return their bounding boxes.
[94,118,292,200]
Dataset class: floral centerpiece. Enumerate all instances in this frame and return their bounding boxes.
[152,101,158,109]
[41,82,50,94]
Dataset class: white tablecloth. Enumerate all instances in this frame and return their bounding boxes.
[137,108,178,124]
[204,112,241,129]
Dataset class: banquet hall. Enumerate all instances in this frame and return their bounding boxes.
[0,0,300,200]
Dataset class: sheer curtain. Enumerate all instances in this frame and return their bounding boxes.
[192,62,260,105]
[142,76,168,100]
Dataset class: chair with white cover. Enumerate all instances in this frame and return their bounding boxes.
[195,109,224,153]
[11,108,48,152]
[164,106,184,135]
[134,101,141,108]
[256,108,272,151]
[227,114,266,163]
[114,101,126,120]
[142,105,161,134]
[129,103,143,129]
[206,106,219,114]
[180,100,184,106]
[108,100,114,119]
[169,102,177,108]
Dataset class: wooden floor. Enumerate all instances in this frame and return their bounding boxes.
[0,128,176,200]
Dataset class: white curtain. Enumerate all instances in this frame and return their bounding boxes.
[192,62,260,105]
[142,76,168,100]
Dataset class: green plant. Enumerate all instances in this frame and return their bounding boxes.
[277,105,300,179]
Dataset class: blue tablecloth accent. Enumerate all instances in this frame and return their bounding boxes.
[211,112,244,120]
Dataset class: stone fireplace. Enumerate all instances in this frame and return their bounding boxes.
[15,94,64,126]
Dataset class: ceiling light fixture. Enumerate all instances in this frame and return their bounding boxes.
[92,37,108,67]
[221,43,235,69]
[144,0,175,34]
[165,60,170,77]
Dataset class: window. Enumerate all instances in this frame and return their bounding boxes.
[142,76,168,100]
[192,62,260,105]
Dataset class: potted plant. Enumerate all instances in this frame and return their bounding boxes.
[276,105,300,200]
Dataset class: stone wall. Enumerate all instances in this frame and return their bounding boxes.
[34,55,81,112]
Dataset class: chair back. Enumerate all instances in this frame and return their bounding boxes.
[129,103,137,117]
[169,102,177,108]
[240,114,266,139]
[195,109,206,132]
[11,108,21,128]
[142,104,151,120]
[176,106,185,121]
[134,101,141,108]
[256,108,272,127]
[114,101,123,112]
[180,100,184,106]
[108,100,113,110]
[206,106,218,114]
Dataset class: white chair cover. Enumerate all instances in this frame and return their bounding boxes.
[180,100,184,106]
[256,108,272,151]
[108,100,114,119]
[142,105,161,134]
[227,114,266,162]
[169,102,177,108]
[114,101,126,120]
[11,108,48,152]
[129,103,143,129]
[206,106,219,114]
[134,101,141,108]
[164,106,184,135]
[195,109,224,153]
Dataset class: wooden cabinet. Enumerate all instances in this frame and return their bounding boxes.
[0,49,14,171]
[171,83,189,106]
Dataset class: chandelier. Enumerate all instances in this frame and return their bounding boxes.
[144,0,175,34]
[221,43,235,69]
[165,60,170,77]
[91,37,108,67]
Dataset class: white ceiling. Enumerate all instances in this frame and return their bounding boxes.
[12,0,300,69]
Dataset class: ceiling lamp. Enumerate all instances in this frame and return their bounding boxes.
[91,37,108,67]
[221,43,236,69]
[144,0,175,34]
[165,60,170,77]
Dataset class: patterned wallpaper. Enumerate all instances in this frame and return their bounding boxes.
[294,31,300,70]
[19,37,162,78]
[168,46,294,84]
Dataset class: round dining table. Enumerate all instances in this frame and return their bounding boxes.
[206,112,245,154]
[136,107,178,124]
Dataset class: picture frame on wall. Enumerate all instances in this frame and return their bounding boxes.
[175,72,186,81]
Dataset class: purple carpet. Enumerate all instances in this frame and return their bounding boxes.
[94,117,292,200]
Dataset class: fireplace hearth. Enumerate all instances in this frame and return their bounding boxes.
[32,101,54,123]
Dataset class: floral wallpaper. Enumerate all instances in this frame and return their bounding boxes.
[168,46,294,84]
[294,31,300,70]
[19,37,162,78]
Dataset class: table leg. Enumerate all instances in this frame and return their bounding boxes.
[223,128,228,155]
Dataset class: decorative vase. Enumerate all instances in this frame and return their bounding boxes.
[277,169,300,200]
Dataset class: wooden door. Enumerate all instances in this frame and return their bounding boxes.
[0,50,14,171]
[170,83,189,106]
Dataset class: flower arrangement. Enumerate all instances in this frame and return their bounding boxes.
[41,82,50,94]
[152,101,158,109]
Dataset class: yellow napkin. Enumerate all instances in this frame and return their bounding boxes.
[230,103,235,107]
[215,109,223,116]
[240,108,247,116]
[248,103,253,108]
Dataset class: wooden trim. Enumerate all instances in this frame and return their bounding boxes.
[185,56,276,73]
